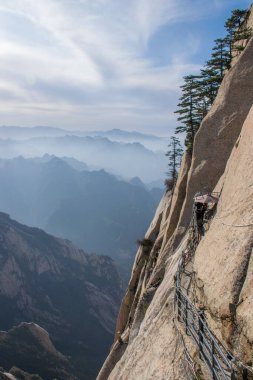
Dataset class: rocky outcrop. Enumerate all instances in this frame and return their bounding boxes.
[98,28,253,380]
[0,213,123,380]
[0,322,75,380]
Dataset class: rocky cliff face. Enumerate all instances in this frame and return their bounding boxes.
[97,15,253,380]
[0,212,122,380]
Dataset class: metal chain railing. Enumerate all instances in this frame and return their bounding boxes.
[175,283,236,380]
[173,192,253,380]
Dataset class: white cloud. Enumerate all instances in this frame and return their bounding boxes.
[0,0,237,133]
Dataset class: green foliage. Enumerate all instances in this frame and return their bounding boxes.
[171,7,252,155]
[225,9,252,55]
[225,9,248,32]
[206,38,230,78]
[165,136,183,189]
[199,67,220,105]
[174,75,203,152]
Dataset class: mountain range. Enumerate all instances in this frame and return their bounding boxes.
[0,125,168,183]
[0,156,163,271]
[0,212,122,380]
[0,126,168,152]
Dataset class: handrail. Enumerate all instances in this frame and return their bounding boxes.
[173,193,253,379]
[175,286,236,380]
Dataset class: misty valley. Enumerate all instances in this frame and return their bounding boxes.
[1,2,251,379]
[0,126,165,379]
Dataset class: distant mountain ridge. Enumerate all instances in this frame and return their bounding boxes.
[0,135,166,182]
[85,128,167,146]
[32,153,89,171]
[0,212,122,379]
[0,156,162,270]
[0,125,166,141]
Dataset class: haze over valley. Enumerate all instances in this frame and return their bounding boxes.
[0,154,162,272]
[0,126,167,183]
[0,126,164,376]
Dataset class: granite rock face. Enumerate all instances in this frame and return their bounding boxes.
[97,29,253,380]
[194,106,253,363]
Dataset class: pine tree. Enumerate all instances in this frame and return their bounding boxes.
[197,38,231,112]
[206,38,230,79]
[174,75,202,152]
[199,67,220,106]
[172,7,252,158]
[225,9,251,55]
[198,39,230,111]
[165,136,183,191]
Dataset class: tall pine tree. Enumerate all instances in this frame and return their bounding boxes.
[165,136,183,191]
[206,38,230,79]
[175,75,202,153]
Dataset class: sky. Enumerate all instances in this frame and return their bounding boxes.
[0,0,251,135]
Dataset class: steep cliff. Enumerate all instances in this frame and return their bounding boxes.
[97,13,253,380]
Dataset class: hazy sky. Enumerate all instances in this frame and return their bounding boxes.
[0,0,251,135]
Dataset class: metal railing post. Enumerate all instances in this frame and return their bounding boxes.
[211,340,215,379]
[242,368,248,380]
[185,299,188,334]
[198,311,204,359]
[177,290,182,322]
[231,369,237,380]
